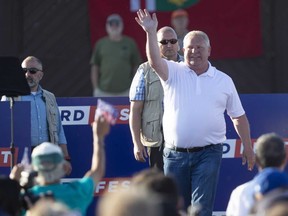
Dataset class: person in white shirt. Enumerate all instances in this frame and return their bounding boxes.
[226,133,287,216]
[135,9,255,216]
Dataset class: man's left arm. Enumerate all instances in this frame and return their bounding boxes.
[59,143,72,175]
[57,108,72,175]
[231,114,255,171]
[59,143,70,159]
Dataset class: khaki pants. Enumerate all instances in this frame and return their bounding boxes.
[93,88,129,97]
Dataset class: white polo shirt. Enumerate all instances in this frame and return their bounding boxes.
[161,60,245,148]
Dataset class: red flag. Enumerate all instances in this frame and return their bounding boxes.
[88,0,262,60]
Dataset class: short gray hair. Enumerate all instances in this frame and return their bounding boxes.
[183,30,210,48]
[22,56,43,70]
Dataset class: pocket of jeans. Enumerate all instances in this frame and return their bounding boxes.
[163,147,172,158]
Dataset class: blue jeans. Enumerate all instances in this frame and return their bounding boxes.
[163,144,223,216]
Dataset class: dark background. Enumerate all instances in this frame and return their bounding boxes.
[0,0,287,96]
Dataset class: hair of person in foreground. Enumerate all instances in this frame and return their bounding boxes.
[26,197,81,216]
[97,187,180,216]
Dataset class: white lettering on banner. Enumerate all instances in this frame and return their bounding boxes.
[107,181,121,193]
[1,151,10,163]
[222,139,237,158]
[0,148,18,167]
[62,179,226,215]
[95,180,130,195]
[59,106,90,125]
[61,178,131,196]
[59,105,130,125]
[223,139,288,158]
[96,181,106,193]
[119,108,129,121]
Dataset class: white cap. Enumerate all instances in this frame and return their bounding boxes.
[32,142,64,171]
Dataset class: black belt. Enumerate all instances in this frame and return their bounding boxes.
[166,143,220,153]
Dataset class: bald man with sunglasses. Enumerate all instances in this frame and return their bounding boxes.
[129,26,183,171]
[2,56,72,175]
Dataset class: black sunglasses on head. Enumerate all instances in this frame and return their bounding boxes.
[159,39,178,45]
[23,68,41,74]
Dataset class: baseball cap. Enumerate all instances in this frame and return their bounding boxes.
[171,9,188,19]
[32,142,64,171]
[254,169,288,195]
[107,14,122,24]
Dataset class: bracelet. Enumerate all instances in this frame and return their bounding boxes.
[65,156,71,162]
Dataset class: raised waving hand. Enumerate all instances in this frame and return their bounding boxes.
[135,9,158,33]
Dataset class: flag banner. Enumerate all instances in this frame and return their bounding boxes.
[95,99,119,125]
[88,0,262,59]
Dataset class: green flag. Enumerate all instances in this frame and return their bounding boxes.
[156,0,199,11]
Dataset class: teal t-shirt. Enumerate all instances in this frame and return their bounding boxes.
[29,177,94,215]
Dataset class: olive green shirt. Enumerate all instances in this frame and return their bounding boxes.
[90,36,142,93]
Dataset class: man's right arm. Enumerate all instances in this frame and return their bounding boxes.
[84,116,110,185]
[129,101,147,162]
[135,9,168,81]
[90,65,99,91]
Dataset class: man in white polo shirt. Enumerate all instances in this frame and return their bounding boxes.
[135,9,255,216]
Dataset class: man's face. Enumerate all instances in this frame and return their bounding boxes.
[106,19,123,37]
[22,59,43,90]
[183,35,211,70]
[171,16,189,30]
[158,31,179,60]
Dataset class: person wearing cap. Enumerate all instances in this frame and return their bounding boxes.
[90,13,142,97]
[135,9,254,216]
[226,133,287,216]
[1,56,72,175]
[10,116,110,215]
[171,9,189,56]
[250,186,288,216]
[253,169,288,201]
[129,26,183,171]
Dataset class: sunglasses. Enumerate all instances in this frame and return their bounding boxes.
[23,68,41,74]
[107,20,120,26]
[159,39,178,45]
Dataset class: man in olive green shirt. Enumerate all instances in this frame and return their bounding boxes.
[90,14,142,97]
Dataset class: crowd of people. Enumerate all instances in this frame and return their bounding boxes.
[0,8,287,216]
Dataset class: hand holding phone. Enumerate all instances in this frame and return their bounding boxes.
[95,99,119,125]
